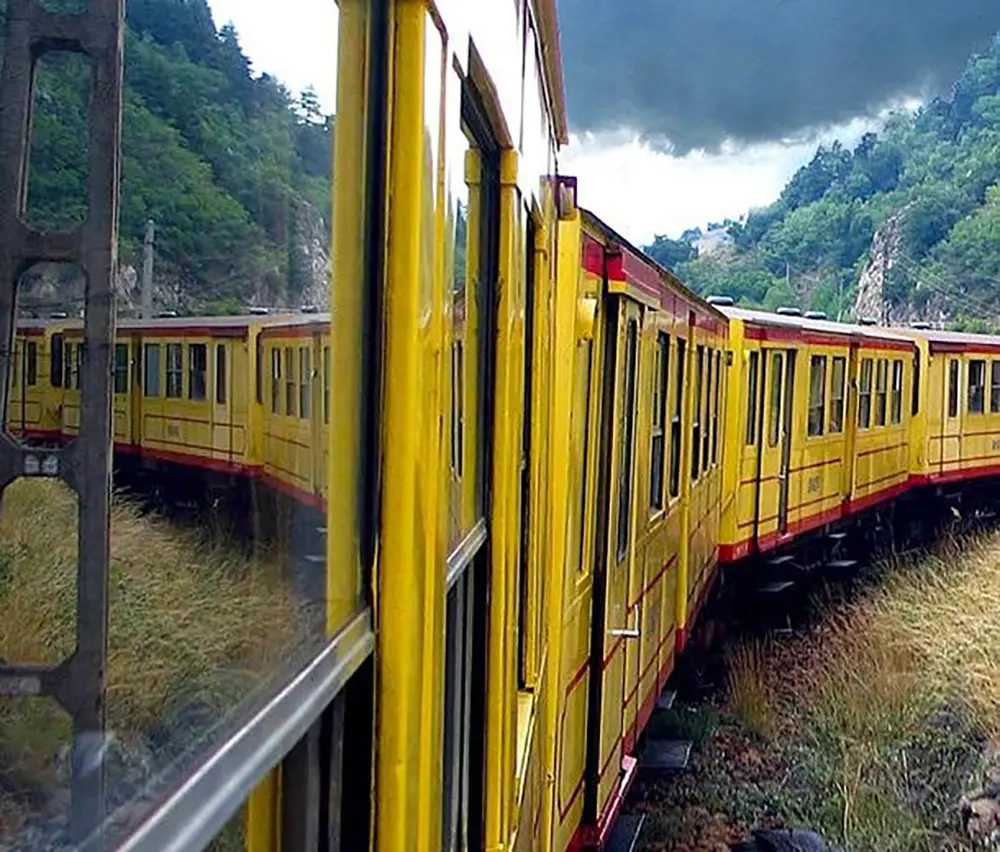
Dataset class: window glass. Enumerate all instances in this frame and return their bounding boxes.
[859,358,873,428]
[874,358,887,426]
[829,356,846,433]
[166,343,183,399]
[669,339,685,498]
[299,347,311,419]
[216,344,226,405]
[768,352,783,447]
[890,359,903,423]
[745,351,759,445]
[188,343,207,401]
[50,333,64,387]
[650,332,669,510]
[616,320,639,560]
[991,361,1000,414]
[948,359,959,418]
[701,347,712,474]
[284,347,296,417]
[692,345,703,479]
[26,341,37,386]
[114,343,129,394]
[711,350,721,466]
[271,347,281,414]
[324,345,331,424]
[808,355,826,437]
[968,359,985,415]
[144,344,160,397]
[912,350,921,416]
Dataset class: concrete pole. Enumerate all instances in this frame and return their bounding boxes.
[141,219,154,319]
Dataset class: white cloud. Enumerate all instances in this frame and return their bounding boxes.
[562,104,920,246]
[208,0,339,112]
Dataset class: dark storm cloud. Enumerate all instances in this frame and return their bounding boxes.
[558,0,1000,153]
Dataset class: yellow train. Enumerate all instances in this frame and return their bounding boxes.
[8,1,1000,851]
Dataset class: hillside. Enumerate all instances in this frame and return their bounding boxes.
[648,32,1000,328]
[20,0,333,315]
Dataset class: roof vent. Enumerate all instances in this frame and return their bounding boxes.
[707,294,734,306]
[910,320,932,330]
[248,306,270,315]
[157,310,178,318]
[804,310,828,320]
[50,311,68,319]
[858,316,877,326]
[776,306,802,317]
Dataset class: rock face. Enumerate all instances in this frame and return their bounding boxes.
[961,741,1000,849]
[854,210,905,324]
[730,828,834,852]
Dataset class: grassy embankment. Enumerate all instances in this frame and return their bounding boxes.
[638,533,1000,852]
[0,479,307,845]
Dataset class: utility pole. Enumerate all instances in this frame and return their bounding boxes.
[141,219,154,319]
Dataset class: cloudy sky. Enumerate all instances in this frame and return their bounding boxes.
[207,1,1000,246]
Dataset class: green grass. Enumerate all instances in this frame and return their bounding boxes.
[0,478,308,837]
[718,533,1000,851]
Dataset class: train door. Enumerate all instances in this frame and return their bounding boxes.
[941,356,961,472]
[586,296,641,823]
[112,339,131,444]
[755,347,794,541]
[211,340,233,464]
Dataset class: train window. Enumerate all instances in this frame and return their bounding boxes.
[858,358,872,428]
[616,319,639,561]
[948,359,959,418]
[166,343,183,398]
[808,355,826,437]
[745,352,760,445]
[255,335,263,405]
[573,338,595,572]
[188,343,207,401]
[692,345,704,480]
[284,347,296,417]
[270,347,281,414]
[63,342,72,390]
[26,341,37,386]
[216,344,227,405]
[711,350,721,466]
[299,347,310,419]
[114,343,129,394]
[891,359,904,423]
[768,352,783,447]
[701,348,712,475]
[324,345,330,424]
[50,333,63,387]
[968,359,986,415]
[912,351,921,416]
[650,333,669,510]
[829,357,846,433]
[451,341,464,477]
[875,359,887,426]
[143,344,160,397]
[669,339,685,498]
[74,344,81,389]
[991,361,1000,414]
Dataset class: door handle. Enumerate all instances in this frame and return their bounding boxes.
[609,603,641,639]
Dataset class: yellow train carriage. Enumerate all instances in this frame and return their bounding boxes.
[903,328,1000,485]
[719,308,917,562]
[7,320,62,441]
[551,207,728,851]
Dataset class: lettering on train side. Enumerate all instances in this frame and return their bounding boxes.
[167,422,181,439]
[807,474,822,494]
[992,438,1000,451]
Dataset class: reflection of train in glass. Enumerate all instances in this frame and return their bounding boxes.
[7,0,1000,850]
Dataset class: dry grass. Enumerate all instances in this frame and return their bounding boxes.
[0,478,307,793]
[722,532,1000,850]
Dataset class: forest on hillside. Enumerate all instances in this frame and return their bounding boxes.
[645,33,1000,328]
[20,0,333,314]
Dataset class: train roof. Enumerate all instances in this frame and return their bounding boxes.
[722,306,916,351]
[894,325,1000,354]
[17,312,307,336]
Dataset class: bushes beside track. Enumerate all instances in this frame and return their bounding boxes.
[721,534,1000,849]
[0,479,309,846]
